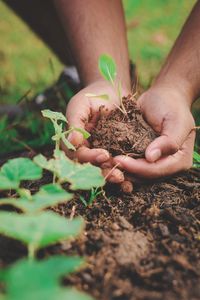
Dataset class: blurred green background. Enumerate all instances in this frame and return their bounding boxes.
[0,0,196,102]
[0,0,199,155]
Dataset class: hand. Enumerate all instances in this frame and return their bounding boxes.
[113,85,196,178]
[65,80,129,183]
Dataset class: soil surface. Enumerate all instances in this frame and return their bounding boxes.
[0,96,200,300]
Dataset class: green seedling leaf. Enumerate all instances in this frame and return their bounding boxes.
[98,54,117,84]
[0,211,84,250]
[0,158,42,190]
[42,110,67,123]
[85,93,110,101]
[0,174,18,190]
[61,134,76,151]
[35,151,105,190]
[72,128,91,139]
[0,184,73,213]
[0,256,93,300]
[193,151,200,163]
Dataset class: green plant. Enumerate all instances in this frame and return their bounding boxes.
[80,187,103,207]
[41,109,90,151]
[0,152,104,299]
[86,54,126,114]
[34,149,105,189]
[193,150,200,168]
[0,256,93,300]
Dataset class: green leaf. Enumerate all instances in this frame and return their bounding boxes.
[0,184,73,213]
[41,110,67,123]
[0,158,42,190]
[72,128,91,139]
[35,151,105,190]
[85,93,110,101]
[193,151,200,163]
[98,54,117,84]
[0,211,84,250]
[0,174,18,190]
[0,256,93,300]
[61,134,76,151]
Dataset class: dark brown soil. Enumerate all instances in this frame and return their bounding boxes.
[0,96,200,300]
[90,95,158,158]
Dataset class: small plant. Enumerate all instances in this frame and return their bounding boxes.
[86,54,126,114]
[0,152,104,299]
[80,187,103,207]
[34,149,105,189]
[41,109,90,151]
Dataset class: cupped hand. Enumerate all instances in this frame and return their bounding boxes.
[64,80,129,183]
[113,85,196,178]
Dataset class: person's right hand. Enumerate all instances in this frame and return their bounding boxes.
[64,79,130,183]
[113,84,196,178]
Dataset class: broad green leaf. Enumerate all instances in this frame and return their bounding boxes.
[0,184,73,213]
[35,151,105,190]
[41,110,67,123]
[0,256,93,300]
[0,158,42,190]
[85,93,110,101]
[33,154,54,172]
[0,174,18,190]
[0,211,84,249]
[98,54,117,84]
[193,151,200,163]
[56,151,105,190]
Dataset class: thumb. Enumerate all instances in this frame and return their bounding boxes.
[145,114,194,162]
[66,96,90,148]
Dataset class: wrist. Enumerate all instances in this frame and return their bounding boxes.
[152,76,194,108]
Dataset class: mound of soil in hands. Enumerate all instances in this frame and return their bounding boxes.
[91,95,158,158]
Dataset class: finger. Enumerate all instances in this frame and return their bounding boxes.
[102,168,124,183]
[74,146,110,164]
[66,96,91,147]
[145,113,195,162]
[113,131,195,179]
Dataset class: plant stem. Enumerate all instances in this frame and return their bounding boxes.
[28,244,35,260]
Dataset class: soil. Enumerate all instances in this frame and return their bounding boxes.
[90,95,157,158]
[0,96,200,300]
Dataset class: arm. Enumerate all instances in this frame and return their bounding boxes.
[54,0,130,90]
[54,0,131,183]
[114,1,200,178]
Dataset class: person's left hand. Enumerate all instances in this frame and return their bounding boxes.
[113,85,196,178]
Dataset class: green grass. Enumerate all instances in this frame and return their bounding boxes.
[123,0,196,87]
[0,2,62,104]
[0,0,196,102]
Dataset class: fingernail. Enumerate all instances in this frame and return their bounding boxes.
[148,149,161,162]
[96,154,109,163]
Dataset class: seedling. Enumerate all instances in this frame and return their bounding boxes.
[41,109,90,151]
[80,187,103,207]
[86,54,126,114]
[34,149,105,189]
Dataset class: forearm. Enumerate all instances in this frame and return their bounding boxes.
[54,0,131,91]
[154,0,200,106]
